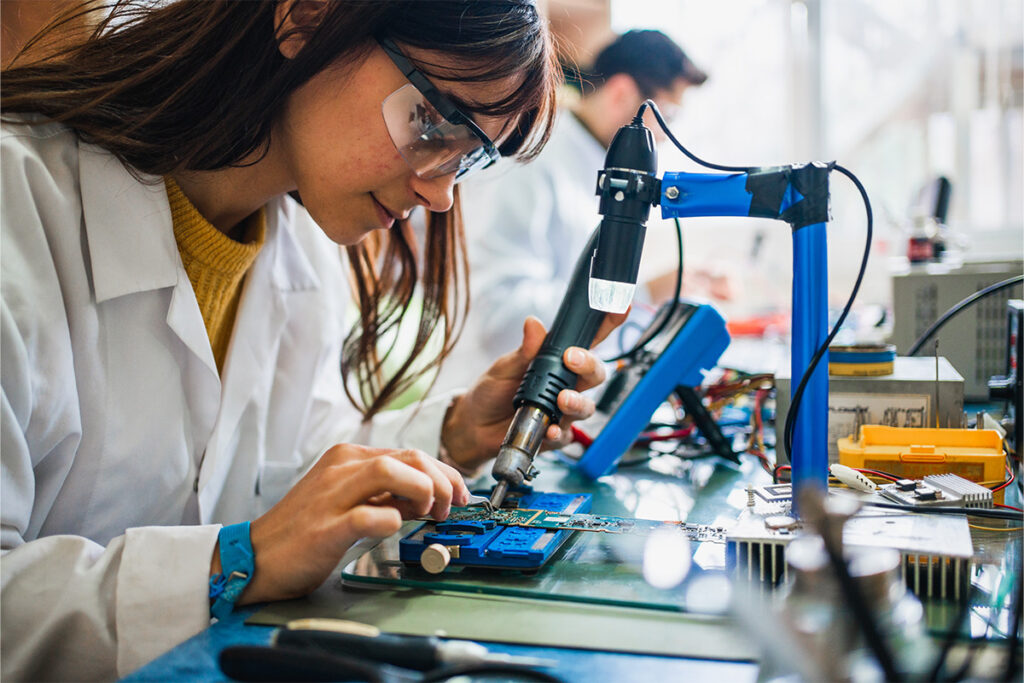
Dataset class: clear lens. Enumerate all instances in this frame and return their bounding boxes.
[588,278,636,314]
[382,84,498,182]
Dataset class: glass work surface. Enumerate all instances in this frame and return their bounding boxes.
[342,452,753,613]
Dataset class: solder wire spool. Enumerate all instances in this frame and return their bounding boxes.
[828,344,896,377]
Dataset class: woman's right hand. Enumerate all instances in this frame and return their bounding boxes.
[221,444,470,605]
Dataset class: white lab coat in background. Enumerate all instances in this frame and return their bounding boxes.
[0,119,454,681]
[432,111,606,393]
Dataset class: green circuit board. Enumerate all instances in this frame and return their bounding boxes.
[442,506,727,543]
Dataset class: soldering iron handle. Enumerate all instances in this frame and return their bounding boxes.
[512,228,606,421]
[274,628,442,671]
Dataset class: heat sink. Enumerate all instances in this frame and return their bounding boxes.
[726,505,974,601]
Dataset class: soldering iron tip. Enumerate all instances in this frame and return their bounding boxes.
[489,481,509,511]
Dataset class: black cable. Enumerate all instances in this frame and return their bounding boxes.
[606,217,684,363]
[614,320,646,356]
[640,100,875,468]
[425,663,564,682]
[907,275,1024,357]
[640,101,753,173]
[783,164,873,459]
[640,99,938,680]
[865,501,1024,521]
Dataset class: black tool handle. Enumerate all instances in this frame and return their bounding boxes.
[675,385,740,464]
[513,228,606,421]
[219,644,419,683]
[275,629,441,671]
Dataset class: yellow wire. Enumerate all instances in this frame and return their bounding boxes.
[968,524,1023,533]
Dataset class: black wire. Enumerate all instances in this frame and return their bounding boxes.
[640,100,875,469]
[783,164,873,459]
[906,275,1024,356]
[639,100,948,680]
[614,320,646,356]
[640,101,753,173]
[865,501,1024,521]
[606,218,684,363]
[425,663,564,682]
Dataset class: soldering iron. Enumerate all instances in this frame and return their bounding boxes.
[488,113,660,510]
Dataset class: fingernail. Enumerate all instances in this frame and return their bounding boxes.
[567,392,580,410]
[567,348,584,365]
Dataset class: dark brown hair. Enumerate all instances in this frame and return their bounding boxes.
[2,0,559,418]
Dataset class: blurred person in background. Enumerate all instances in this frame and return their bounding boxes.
[434,30,716,391]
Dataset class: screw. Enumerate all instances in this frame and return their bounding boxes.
[665,186,680,200]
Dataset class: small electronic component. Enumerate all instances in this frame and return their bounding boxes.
[878,473,992,508]
[754,484,793,504]
[880,479,959,507]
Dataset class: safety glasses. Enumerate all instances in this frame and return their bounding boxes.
[377,37,500,182]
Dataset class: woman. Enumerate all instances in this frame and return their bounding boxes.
[0,1,617,679]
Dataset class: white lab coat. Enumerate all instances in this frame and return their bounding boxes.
[0,118,454,680]
[466,110,606,357]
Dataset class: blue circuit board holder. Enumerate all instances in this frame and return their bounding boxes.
[399,491,593,572]
[576,303,730,479]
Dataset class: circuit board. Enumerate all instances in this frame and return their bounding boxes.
[400,491,594,571]
[442,506,728,543]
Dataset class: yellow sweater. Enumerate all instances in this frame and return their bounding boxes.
[164,177,266,371]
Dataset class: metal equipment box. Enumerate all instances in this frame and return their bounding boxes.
[890,260,1023,400]
[775,356,965,463]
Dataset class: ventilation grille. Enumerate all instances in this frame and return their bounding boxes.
[728,539,971,601]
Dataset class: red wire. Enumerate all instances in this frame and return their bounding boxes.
[746,446,774,474]
[990,464,1015,493]
[636,426,694,442]
[570,425,593,448]
[857,468,900,482]
[996,503,1023,512]
[773,464,902,485]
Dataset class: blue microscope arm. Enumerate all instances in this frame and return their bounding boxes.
[578,165,833,498]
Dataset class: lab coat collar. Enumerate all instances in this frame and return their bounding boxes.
[79,142,179,304]
[79,141,321,302]
[264,198,321,294]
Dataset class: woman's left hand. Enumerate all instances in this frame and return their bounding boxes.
[440,313,625,470]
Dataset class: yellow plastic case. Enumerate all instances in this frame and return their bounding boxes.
[837,425,1007,503]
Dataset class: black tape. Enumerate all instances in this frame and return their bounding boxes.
[744,162,834,230]
[745,166,789,219]
[780,161,834,229]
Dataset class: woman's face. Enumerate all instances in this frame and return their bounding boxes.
[274,43,517,246]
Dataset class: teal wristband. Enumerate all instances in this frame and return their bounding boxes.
[209,521,254,620]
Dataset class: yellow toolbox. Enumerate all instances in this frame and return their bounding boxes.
[837,425,1008,503]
